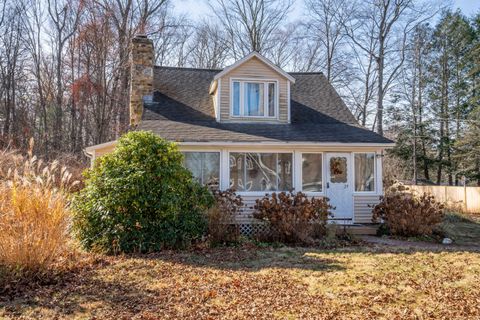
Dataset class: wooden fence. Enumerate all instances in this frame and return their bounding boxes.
[408,185,480,213]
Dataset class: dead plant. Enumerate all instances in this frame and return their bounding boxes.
[372,183,445,237]
[253,191,332,244]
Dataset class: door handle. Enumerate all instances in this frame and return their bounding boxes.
[344,184,348,189]
[327,182,330,189]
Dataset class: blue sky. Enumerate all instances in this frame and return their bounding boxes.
[174,0,480,21]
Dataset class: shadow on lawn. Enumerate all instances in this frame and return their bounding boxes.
[0,248,345,318]
[0,272,161,318]
[141,246,348,273]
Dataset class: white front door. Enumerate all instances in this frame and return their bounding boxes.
[325,153,353,222]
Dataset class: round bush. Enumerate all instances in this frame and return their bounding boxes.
[372,183,445,237]
[72,131,213,253]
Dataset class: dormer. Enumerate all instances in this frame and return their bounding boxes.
[209,52,295,124]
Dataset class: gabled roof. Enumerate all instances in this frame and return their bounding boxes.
[213,52,296,83]
[140,66,394,145]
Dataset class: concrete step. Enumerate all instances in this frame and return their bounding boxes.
[332,224,379,235]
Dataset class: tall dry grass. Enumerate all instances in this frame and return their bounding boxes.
[0,139,81,278]
[0,185,70,273]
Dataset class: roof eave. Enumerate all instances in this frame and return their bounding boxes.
[175,141,395,148]
[213,52,296,83]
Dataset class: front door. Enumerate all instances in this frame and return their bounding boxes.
[326,153,353,222]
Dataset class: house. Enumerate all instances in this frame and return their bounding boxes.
[85,35,394,232]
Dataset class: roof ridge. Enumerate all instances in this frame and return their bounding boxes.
[154,65,222,72]
[153,65,326,75]
[289,71,324,75]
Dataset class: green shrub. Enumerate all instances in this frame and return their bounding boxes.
[72,131,213,253]
[372,183,445,237]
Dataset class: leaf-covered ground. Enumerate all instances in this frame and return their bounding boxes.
[1,243,479,320]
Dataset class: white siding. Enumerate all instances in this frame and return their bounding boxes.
[353,195,381,223]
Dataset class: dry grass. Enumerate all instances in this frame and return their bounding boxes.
[0,184,71,273]
[1,245,479,319]
[0,142,81,281]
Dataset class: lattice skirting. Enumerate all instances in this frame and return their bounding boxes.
[238,223,272,237]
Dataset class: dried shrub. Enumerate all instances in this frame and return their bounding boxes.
[0,144,79,280]
[253,191,332,244]
[372,183,445,237]
[0,185,71,273]
[207,189,244,245]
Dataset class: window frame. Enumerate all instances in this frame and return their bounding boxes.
[228,151,294,195]
[352,152,377,194]
[181,151,221,186]
[300,152,325,195]
[230,78,279,119]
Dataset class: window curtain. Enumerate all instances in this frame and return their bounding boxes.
[233,82,240,115]
[354,153,375,191]
[245,83,262,116]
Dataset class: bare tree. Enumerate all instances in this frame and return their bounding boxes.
[24,0,50,153]
[47,0,82,150]
[209,0,293,60]
[0,1,28,144]
[346,31,378,127]
[344,0,441,135]
[187,20,229,69]
[304,0,353,84]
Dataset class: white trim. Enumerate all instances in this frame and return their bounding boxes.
[84,140,394,154]
[216,78,221,122]
[214,52,296,83]
[377,150,384,195]
[85,140,117,154]
[230,78,279,119]
[220,149,229,190]
[352,152,378,195]
[293,151,302,192]
[208,80,217,95]
[287,81,291,123]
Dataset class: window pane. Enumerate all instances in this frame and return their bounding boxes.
[183,152,202,183]
[302,154,322,192]
[244,82,264,116]
[203,152,220,187]
[229,153,245,191]
[278,153,293,190]
[246,153,277,191]
[355,153,375,192]
[233,82,240,115]
[330,157,347,183]
[268,83,275,117]
[183,152,220,186]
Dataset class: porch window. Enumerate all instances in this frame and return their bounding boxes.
[183,152,220,186]
[302,153,323,192]
[229,152,292,191]
[231,80,277,117]
[354,153,375,192]
[330,157,347,183]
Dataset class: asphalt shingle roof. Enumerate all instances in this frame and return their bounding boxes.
[139,66,393,144]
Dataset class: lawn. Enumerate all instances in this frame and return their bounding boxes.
[1,244,479,320]
[441,212,480,246]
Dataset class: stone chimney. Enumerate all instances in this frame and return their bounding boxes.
[129,34,154,127]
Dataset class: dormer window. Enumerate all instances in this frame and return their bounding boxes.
[231,79,277,118]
